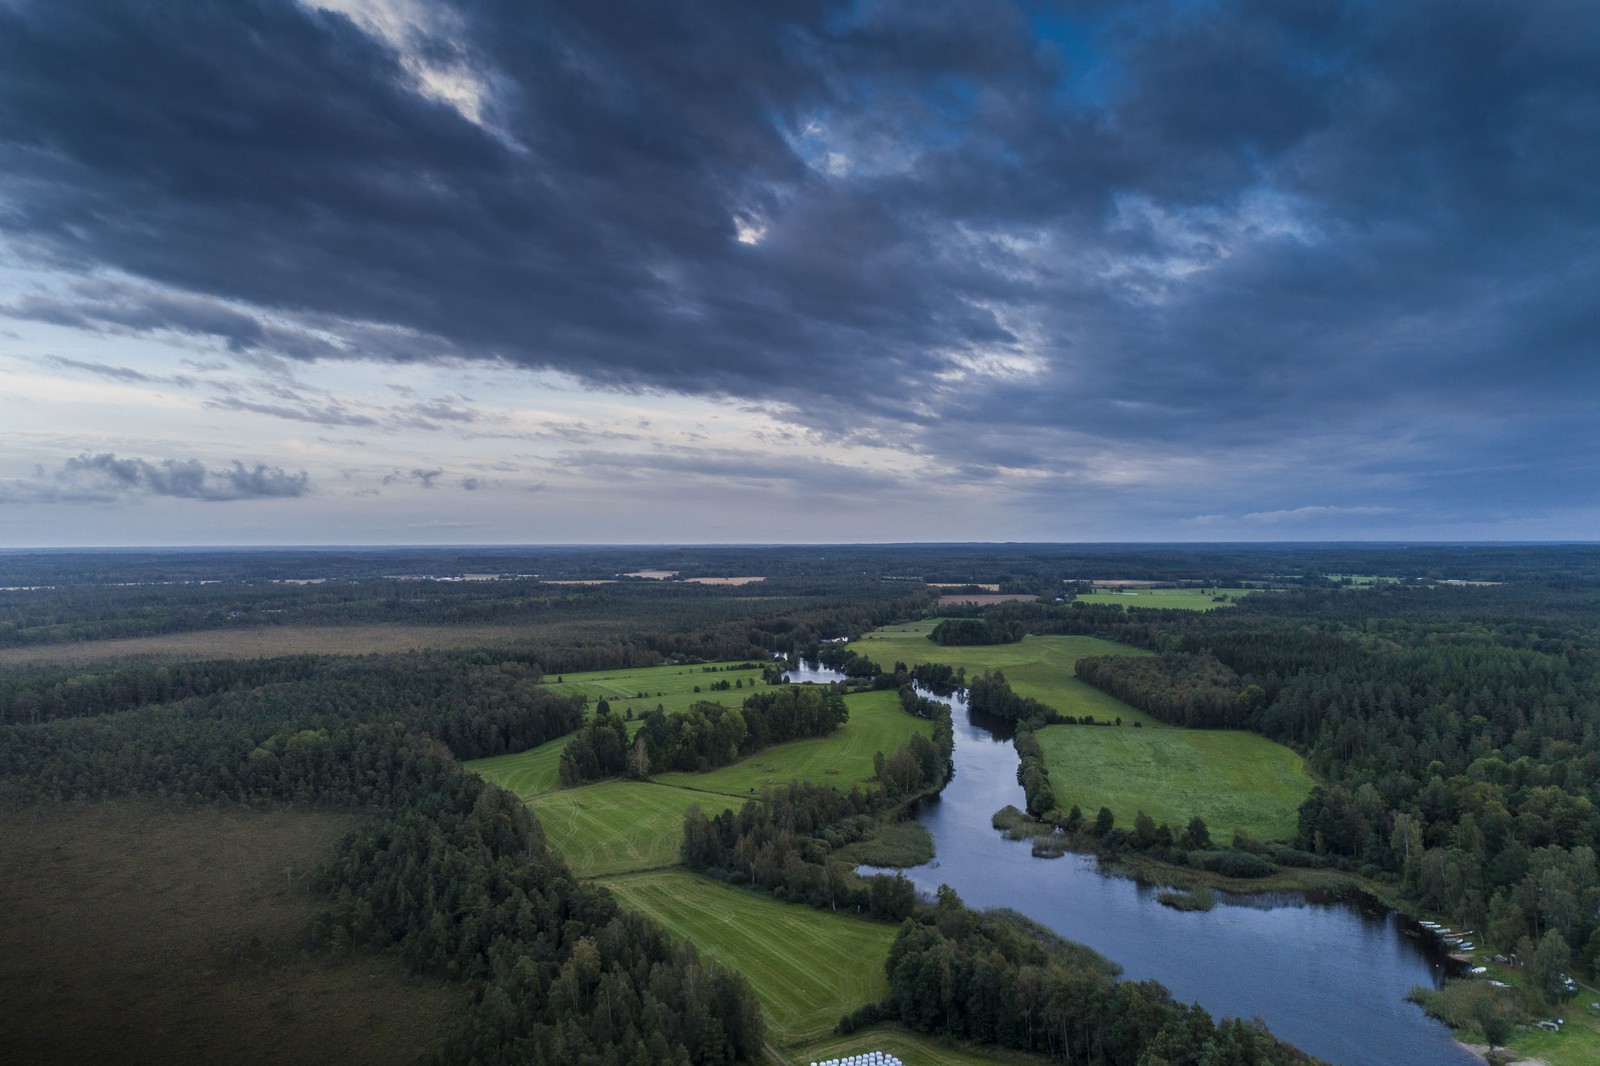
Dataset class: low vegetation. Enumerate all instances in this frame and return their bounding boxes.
[854,624,1157,725]
[600,869,896,1046]
[0,800,463,1066]
[1072,588,1255,611]
[1033,725,1314,842]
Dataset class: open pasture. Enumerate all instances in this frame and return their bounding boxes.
[655,689,934,798]
[599,870,895,1046]
[543,659,775,719]
[855,623,1158,726]
[1073,588,1255,611]
[475,689,936,875]
[526,780,723,877]
[1035,726,1314,841]
[467,732,571,799]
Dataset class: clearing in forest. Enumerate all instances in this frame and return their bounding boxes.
[469,687,935,877]
[1034,726,1314,841]
[854,622,1159,725]
[1073,587,1257,610]
[599,869,896,1046]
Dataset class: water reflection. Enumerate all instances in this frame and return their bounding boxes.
[882,686,1475,1066]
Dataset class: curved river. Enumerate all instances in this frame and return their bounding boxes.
[788,665,1478,1066]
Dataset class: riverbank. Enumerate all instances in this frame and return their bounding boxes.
[991,802,1409,908]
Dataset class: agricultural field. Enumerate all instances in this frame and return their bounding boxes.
[655,689,933,798]
[539,659,775,720]
[0,801,462,1066]
[854,622,1159,726]
[466,731,572,799]
[1073,587,1257,610]
[525,779,714,877]
[1034,726,1315,841]
[471,687,935,876]
[599,869,897,1046]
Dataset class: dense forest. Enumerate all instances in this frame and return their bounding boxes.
[1061,583,1600,987]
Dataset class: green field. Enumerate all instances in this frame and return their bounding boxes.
[526,779,722,877]
[468,686,935,877]
[1074,588,1256,610]
[854,623,1159,725]
[1035,726,1314,841]
[542,660,777,720]
[468,732,571,798]
[656,689,933,798]
[600,870,895,1046]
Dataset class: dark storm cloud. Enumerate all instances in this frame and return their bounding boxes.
[0,453,310,503]
[1,0,1597,517]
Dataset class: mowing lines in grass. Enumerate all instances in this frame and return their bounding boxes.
[525,780,728,877]
[600,870,895,1047]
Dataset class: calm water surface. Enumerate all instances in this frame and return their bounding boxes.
[789,660,1479,1066]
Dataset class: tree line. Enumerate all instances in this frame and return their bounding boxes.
[1069,583,1600,988]
[557,685,850,785]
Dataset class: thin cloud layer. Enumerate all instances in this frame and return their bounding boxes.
[2,454,310,504]
[1,0,1597,540]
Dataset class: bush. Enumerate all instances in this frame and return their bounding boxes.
[1195,848,1276,879]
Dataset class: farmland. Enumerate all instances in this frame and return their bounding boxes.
[1034,725,1315,841]
[1072,587,1257,610]
[599,869,897,1046]
[854,622,1159,725]
[469,685,935,877]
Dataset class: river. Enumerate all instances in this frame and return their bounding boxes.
[787,662,1477,1066]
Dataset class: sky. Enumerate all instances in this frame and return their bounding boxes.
[1,0,1597,547]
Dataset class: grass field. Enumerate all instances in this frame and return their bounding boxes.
[468,732,572,798]
[854,623,1159,725]
[1034,726,1314,841]
[655,689,933,798]
[1074,588,1256,611]
[541,660,776,720]
[1502,1022,1600,1066]
[472,688,935,876]
[600,870,896,1046]
[527,780,724,877]
[0,800,462,1065]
